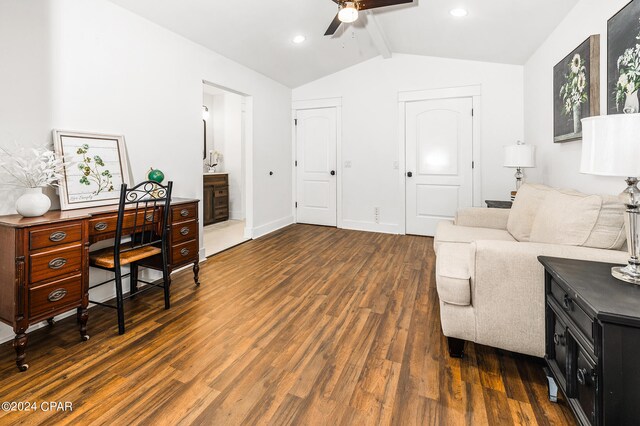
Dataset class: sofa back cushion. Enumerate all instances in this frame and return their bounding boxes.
[529,191,602,246]
[507,184,553,241]
[528,190,626,249]
[583,195,627,249]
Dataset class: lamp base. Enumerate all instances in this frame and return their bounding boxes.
[612,266,640,285]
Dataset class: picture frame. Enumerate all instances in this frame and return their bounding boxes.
[607,0,640,114]
[53,130,132,210]
[553,35,600,143]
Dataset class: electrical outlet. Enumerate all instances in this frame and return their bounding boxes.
[344,160,352,168]
[374,207,380,224]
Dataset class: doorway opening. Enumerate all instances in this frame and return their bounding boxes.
[202,82,252,256]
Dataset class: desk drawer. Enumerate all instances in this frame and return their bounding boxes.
[172,220,197,244]
[172,204,198,223]
[89,210,160,236]
[550,279,594,344]
[30,222,82,251]
[30,243,83,283]
[214,187,228,198]
[172,239,198,265]
[29,274,82,319]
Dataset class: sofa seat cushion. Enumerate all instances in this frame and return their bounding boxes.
[434,221,516,254]
[436,243,473,306]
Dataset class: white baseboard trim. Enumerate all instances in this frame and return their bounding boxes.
[341,220,401,235]
[252,216,294,239]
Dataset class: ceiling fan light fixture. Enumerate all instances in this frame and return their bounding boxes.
[338,2,359,23]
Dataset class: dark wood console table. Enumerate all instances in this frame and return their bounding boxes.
[539,256,640,425]
[0,198,200,371]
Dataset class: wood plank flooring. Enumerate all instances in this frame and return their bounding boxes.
[0,224,575,425]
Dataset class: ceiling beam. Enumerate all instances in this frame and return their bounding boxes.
[363,10,392,59]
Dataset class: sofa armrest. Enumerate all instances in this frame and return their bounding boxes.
[470,240,627,356]
[454,207,509,230]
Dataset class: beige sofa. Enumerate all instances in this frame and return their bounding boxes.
[434,184,628,358]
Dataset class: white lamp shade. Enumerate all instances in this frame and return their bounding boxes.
[581,114,640,177]
[504,144,535,168]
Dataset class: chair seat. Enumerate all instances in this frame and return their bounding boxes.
[90,243,162,269]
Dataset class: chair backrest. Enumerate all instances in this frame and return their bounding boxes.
[113,180,173,261]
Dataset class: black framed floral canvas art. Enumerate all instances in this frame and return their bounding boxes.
[553,35,600,143]
[608,0,640,114]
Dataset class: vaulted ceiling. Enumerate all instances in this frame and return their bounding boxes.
[108,0,579,88]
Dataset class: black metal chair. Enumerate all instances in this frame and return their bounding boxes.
[89,180,173,335]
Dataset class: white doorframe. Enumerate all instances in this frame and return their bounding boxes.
[398,85,482,235]
[292,98,342,228]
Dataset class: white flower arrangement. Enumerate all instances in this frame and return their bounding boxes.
[615,20,640,111]
[206,150,223,168]
[0,145,65,188]
[559,53,588,115]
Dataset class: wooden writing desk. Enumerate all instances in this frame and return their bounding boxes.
[0,198,200,371]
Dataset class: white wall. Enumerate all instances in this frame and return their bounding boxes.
[0,0,292,343]
[223,94,245,220]
[524,0,629,195]
[293,54,524,233]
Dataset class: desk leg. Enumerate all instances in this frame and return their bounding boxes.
[78,307,90,341]
[193,261,200,287]
[13,331,28,372]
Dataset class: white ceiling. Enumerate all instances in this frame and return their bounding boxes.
[108,0,579,88]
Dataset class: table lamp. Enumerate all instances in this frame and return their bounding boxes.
[581,114,640,285]
[504,141,536,191]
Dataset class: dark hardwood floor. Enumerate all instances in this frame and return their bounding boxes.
[0,224,575,425]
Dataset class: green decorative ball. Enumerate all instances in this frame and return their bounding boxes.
[148,168,165,183]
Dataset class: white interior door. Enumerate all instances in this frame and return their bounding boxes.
[296,107,337,226]
[405,97,473,236]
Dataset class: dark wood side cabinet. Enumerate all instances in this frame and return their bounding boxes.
[539,256,640,426]
[0,198,200,371]
[203,173,229,225]
[485,200,513,209]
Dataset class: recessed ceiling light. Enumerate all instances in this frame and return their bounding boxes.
[292,35,306,44]
[450,8,468,17]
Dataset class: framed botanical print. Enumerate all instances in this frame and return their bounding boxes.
[553,35,600,143]
[608,0,640,114]
[53,130,132,210]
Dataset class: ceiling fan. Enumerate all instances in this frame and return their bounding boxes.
[324,0,413,36]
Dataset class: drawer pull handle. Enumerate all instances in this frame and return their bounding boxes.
[180,248,190,256]
[146,213,154,222]
[180,227,190,236]
[180,209,189,217]
[562,294,573,310]
[49,258,67,269]
[94,222,108,231]
[553,332,565,346]
[49,231,67,242]
[577,368,589,386]
[48,288,68,302]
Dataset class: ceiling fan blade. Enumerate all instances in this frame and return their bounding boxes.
[324,13,342,36]
[358,0,413,11]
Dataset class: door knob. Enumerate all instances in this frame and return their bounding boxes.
[407,171,413,177]
[330,170,336,176]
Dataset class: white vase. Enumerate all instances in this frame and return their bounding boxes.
[624,90,639,114]
[16,187,51,217]
[572,106,582,134]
